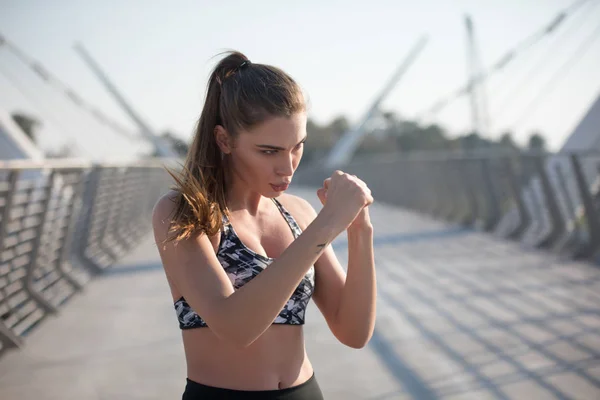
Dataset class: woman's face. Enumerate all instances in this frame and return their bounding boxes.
[225,113,307,197]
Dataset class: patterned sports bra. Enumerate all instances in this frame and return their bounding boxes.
[174,198,315,329]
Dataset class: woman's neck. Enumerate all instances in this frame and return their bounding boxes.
[224,167,265,216]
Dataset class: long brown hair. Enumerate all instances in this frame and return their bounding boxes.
[165,51,305,243]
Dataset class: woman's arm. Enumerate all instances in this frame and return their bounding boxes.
[153,171,371,349]
[337,217,376,348]
[290,196,376,349]
[154,195,337,349]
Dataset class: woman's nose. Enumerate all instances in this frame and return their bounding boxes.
[276,154,294,176]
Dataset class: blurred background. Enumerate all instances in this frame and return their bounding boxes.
[1,0,599,161]
[2,1,600,399]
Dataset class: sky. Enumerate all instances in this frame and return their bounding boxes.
[1,0,599,160]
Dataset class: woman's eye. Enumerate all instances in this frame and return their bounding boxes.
[261,143,303,155]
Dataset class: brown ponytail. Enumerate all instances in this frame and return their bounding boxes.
[164,51,305,243]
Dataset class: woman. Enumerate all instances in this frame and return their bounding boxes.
[152,51,376,399]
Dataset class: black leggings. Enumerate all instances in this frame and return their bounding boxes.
[182,373,324,400]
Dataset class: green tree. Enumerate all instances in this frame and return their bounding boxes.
[305,116,348,161]
[302,112,549,160]
[378,112,449,152]
[459,132,485,150]
[499,131,519,151]
[418,124,448,150]
[528,132,546,152]
[327,116,350,139]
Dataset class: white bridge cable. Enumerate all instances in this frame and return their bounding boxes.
[413,0,597,123]
[502,17,600,132]
[0,34,142,142]
[490,0,600,126]
[0,53,96,157]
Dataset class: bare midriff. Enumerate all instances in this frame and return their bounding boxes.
[182,324,314,390]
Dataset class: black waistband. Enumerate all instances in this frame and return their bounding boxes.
[182,373,323,400]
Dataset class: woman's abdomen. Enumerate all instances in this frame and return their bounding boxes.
[182,325,314,390]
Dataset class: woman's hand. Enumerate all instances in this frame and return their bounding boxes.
[317,172,373,232]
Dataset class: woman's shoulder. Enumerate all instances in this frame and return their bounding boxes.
[275,193,319,231]
[152,190,179,224]
[151,190,181,244]
[152,190,221,250]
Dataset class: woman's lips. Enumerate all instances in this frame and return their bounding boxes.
[270,183,289,192]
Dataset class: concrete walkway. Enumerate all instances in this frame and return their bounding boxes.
[1,188,600,399]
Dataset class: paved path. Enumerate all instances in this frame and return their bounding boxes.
[1,188,600,399]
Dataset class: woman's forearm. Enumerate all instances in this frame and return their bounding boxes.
[214,210,340,347]
[335,226,376,348]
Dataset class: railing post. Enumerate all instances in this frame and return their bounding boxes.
[0,170,18,249]
[431,161,450,219]
[443,161,461,221]
[449,159,470,225]
[504,156,530,240]
[55,170,87,291]
[443,160,461,222]
[121,168,147,246]
[104,167,130,257]
[24,170,58,314]
[409,162,424,211]
[422,162,437,215]
[0,170,24,349]
[0,322,23,350]
[116,168,139,247]
[95,168,120,263]
[533,154,565,248]
[553,163,584,253]
[73,166,104,274]
[459,159,479,227]
[526,180,546,242]
[480,158,501,231]
[570,153,600,258]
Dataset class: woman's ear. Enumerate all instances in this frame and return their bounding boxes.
[214,125,232,154]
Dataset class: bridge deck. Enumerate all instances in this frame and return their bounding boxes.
[1,188,600,400]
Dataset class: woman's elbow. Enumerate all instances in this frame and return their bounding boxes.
[208,320,258,349]
[334,327,372,349]
[342,335,371,349]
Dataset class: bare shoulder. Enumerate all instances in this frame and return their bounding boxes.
[152,190,221,251]
[276,193,319,230]
[152,190,179,235]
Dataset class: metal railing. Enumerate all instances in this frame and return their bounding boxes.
[295,149,600,262]
[2,150,598,357]
[0,158,174,356]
